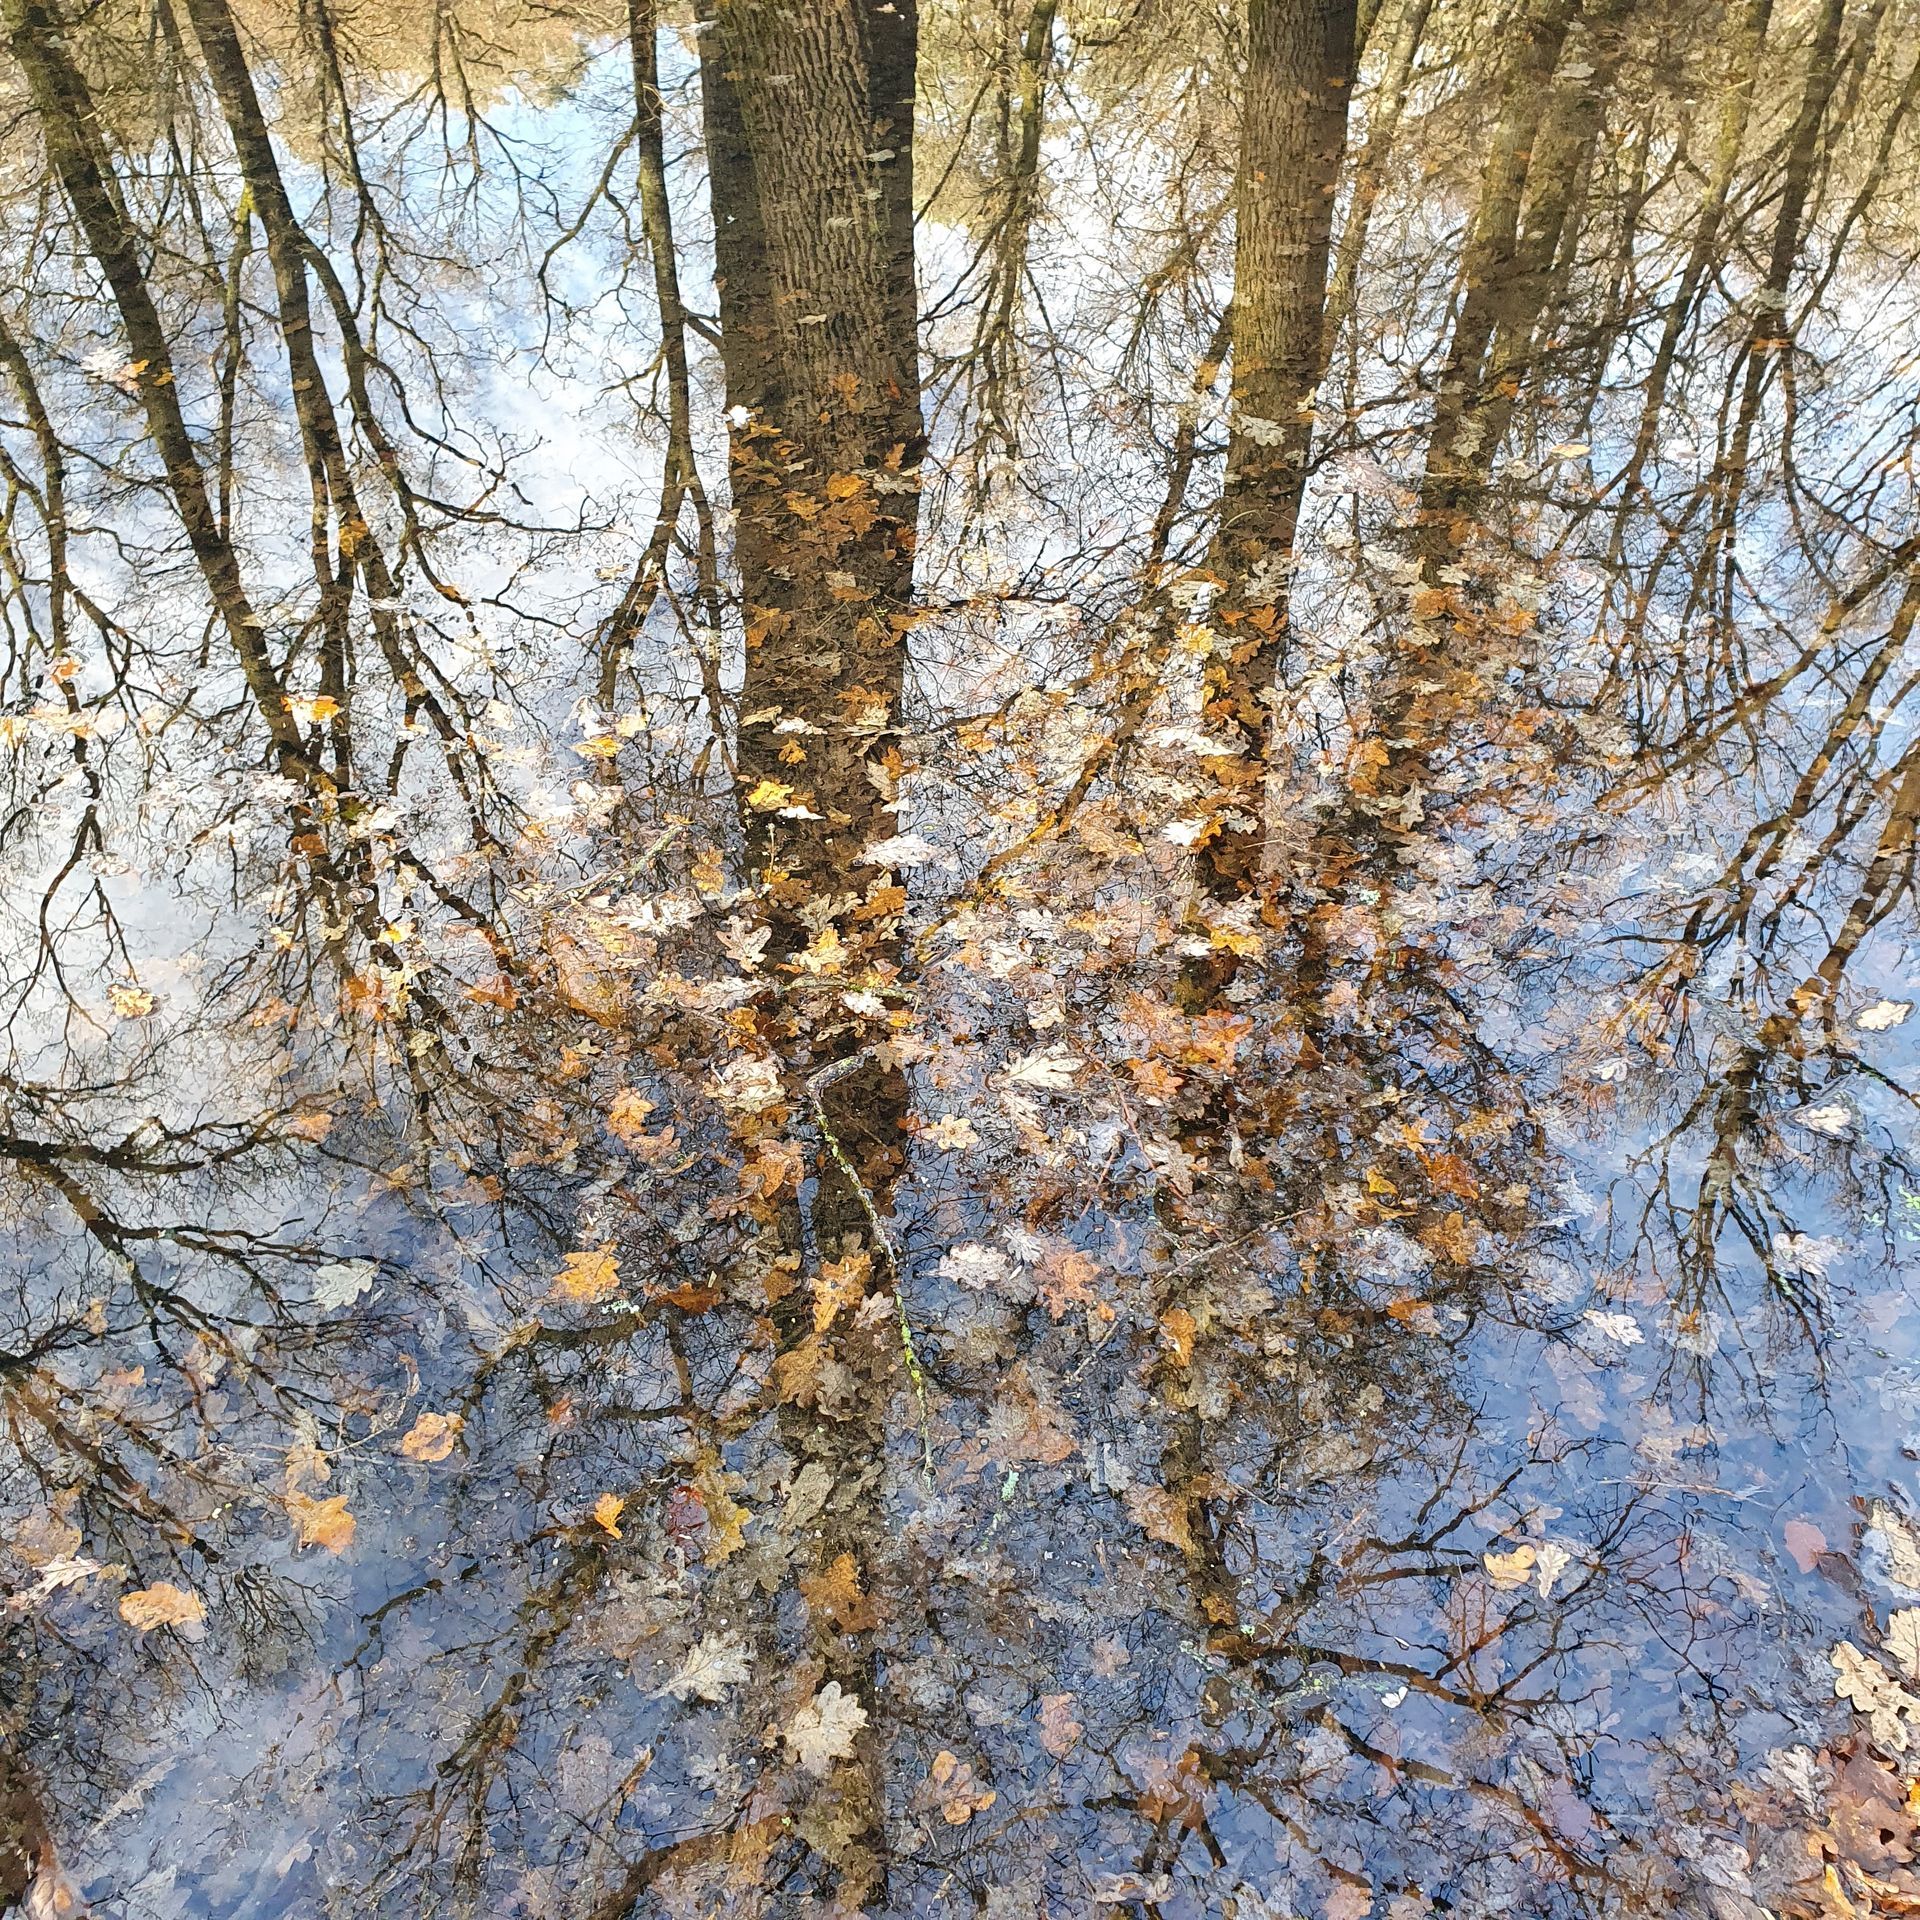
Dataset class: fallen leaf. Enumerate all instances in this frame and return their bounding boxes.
[553,1246,621,1305]
[812,1248,871,1333]
[1160,1307,1197,1366]
[1534,1541,1573,1599]
[655,1631,751,1702]
[606,1088,657,1143]
[1834,1639,1920,1753]
[118,1582,206,1636]
[1872,1501,1920,1589]
[1857,1000,1912,1032]
[927,1749,996,1824]
[310,1259,377,1312]
[107,984,155,1018]
[785,1680,867,1771]
[1483,1544,1538,1590]
[1886,1610,1920,1684]
[1002,1046,1083,1091]
[1794,1103,1854,1138]
[1784,1517,1828,1574]
[397,1410,463,1463]
[1581,1309,1642,1348]
[1038,1691,1083,1758]
[593,1493,627,1539]
[1125,1483,1194,1555]
[285,1491,355,1554]
[798,1552,878,1632]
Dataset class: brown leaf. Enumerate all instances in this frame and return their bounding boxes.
[1125,1483,1194,1555]
[119,1582,206,1635]
[397,1410,463,1463]
[286,1490,355,1554]
[606,1088,657,1144]
[1038,1691,1083,1759]
[798,1552,878,1633]
[1159,1307,1197,1366]
[927,1749,996,1824]
[812,1248,872,1333]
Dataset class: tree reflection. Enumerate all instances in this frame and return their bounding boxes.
[2,0,1920,1914]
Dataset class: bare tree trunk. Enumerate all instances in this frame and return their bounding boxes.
[1198,0,1358,901]
[3,0,315,786]
[696,7,927,1906]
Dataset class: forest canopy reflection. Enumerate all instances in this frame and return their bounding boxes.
[3,0,1920,1914]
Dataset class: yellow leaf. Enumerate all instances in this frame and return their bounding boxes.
[1483,1544,1537,1590]
[606,1088,657,1144]
[119,1582,206,1634]
[573,734,620,760]
[552,1246,621,1304]
[593,1492,627,1539]
[397,1410,463,1463]
[286,1490,356,1554]
[107,984,155,1018]
[286,694,342,726]
[744,778,794,812]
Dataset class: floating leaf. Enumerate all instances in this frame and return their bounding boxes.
[1483,1544,1538,1590]
[286,1491,355,1555]
[592,1492,627,1539]
[1885,1609,1920,1684]
[119,1582,207,1636]
[798,1552,877,1633]
[311,1259,377,1312]
[1038,1691,1083,1758]
[397,1411,463,1463]
[1856,1000,1912,1031]
[1002,1046,1083,1091]
[927,1749,996,1824]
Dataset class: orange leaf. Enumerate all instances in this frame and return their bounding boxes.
[286,1490,355,1555]
[119,1582,207,1634]
[552,1246,621,1305]
[397,1410,463,1463]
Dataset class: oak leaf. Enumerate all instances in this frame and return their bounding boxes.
[1038,1691,1083,1758]
[1482,1544,1537,1590]
[655,1631,751,1702]
[812,1249,871,1333]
